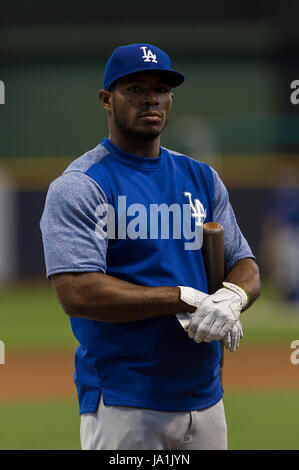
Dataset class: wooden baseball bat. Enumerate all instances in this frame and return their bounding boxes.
[202,222,225,383]
[202,222,225,294]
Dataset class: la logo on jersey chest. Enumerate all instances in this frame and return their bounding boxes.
[140,46,158,63]
[183,192,207,226]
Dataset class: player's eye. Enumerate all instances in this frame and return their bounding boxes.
[158,86,170,93]
[128,85,140,92]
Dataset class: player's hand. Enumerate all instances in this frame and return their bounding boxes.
[176,286,208,330]
[222,319,243,352]
[187,282,248,344]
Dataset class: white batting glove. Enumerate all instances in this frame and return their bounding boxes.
[176,286,208,330]
[187,282,248,344]
[223,319,243,352]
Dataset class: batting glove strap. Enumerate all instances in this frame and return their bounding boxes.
[178,286,208,309]
[222,282,249,310]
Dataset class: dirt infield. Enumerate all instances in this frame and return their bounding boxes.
[0,346,298,400]
[222,346,299,391]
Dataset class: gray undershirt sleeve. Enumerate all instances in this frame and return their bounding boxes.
[211,167,255,274]
[40,171,108,279]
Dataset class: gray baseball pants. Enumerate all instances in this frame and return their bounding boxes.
[80,394,227,450]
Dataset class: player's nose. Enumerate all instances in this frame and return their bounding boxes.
[142,90,160,106]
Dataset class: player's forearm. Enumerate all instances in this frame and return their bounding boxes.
[52,272,195,322]
[224,258,261,311]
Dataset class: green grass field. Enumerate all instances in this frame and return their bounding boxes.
[0,400,80,450]
[0,282,298,450]
[0,282,78,350]
[224,390,299,450]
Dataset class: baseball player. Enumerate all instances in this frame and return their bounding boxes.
[40,43,261,450]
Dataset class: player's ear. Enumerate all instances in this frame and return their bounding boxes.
[99,89,113,111]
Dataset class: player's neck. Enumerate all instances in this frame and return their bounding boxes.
[108,132,161,158]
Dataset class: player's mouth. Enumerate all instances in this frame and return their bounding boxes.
[138,111,163,123]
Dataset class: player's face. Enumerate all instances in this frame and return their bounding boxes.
[110,71,174,140]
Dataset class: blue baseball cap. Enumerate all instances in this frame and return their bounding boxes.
[103,43,185,91]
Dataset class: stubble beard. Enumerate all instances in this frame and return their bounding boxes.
[112,102,169,141]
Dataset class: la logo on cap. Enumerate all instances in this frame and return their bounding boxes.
[140,46,158,63]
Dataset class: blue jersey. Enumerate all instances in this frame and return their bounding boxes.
[40,138,254,414]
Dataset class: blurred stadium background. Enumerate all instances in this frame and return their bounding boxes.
[0,0,298,450]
